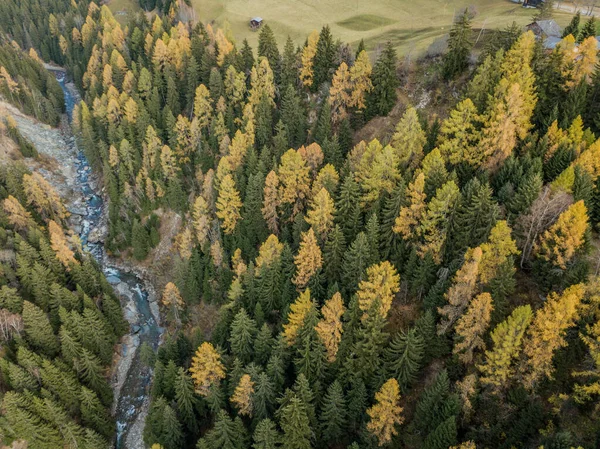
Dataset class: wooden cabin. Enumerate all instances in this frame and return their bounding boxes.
[250,17,263,30]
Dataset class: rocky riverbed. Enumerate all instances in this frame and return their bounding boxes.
[2,70,163,448]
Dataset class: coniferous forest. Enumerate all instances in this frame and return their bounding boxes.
[0,1,599,448]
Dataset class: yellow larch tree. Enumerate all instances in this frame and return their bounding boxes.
[479,220,519,285]
[417,180,460,262]
[305,187,335,241]
[22,173,68,223]
[193,84,212,131]
[293,228,323,289]
[283,289,315,346]
[357,261,401,319]
[478,305,533,389]
[249,57,276,108]
[215,28,234,66]
[356,140,401,207]
[573,139,600,181]
[262,170,280,234]
[521,284,584,390]
[216,174,242,235]
[3,195,34,231]
[390,107,426,169]
[479,80,523,172]
[499,31,537,138]
[298,142,324,178]
[438,247,482,334]
[48,220,77,269]
[315,292,345,362]
[255,234,284,271]
[189,342,226,396]
[534,200,588,269]
[300,30,319,87]
[277,149,311,218]
[329,62,352,123]
[349,50,373,111]
[366,378,404,446]
[175,227,193,260]
[160,145,178,179]
[230,374,255,416]
[162,282,185,324]
[438,98,481,165]
[312,164,340,197]
[224,65,247,109]
[454,292,494,364]
[192,196,210,247]
[393,172,426,240]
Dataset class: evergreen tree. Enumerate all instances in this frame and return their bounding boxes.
[258,25,280,78]
[229,308,257,364]
[442,9,473,80]
[319,380,347,442]
[578,17,596,43]
[253,419,281,449]
[313,25,335,89]
[367,42,398,117]
[385,328,424,390]
[279,397,312,449]
[562,12,581,39]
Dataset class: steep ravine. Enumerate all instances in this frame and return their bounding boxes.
[4,69,163,448]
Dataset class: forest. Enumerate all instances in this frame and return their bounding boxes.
[0,0,599,448]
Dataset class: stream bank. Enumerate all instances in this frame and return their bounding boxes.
[5,68,164,449]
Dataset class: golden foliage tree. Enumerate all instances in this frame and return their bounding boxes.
[231,374,255,416]
[192,196,210,246]
[3,195,34,231]
[349,50,373,111]
[390,107,426,169]
[329,62,352,123]
[216,174,242,235]
[355,140,401,207]
[478,305,533,389]
[521,284,584,389]
[438,98,481,165]
[262,170,280,234]
[22,173,67,223]
[48,220,77,269]
[366,378,404,446]
[417,180,460,262]
[315,292,345,362]
[305,187,335,241]
[393,172,426,240]
[534,200,588,269]
[293,228,323,289]
[278,149,311,218]
[193,84,212,130]
[283,289,314,346]
[300,30,319,87]
[479,220,518,285]
[162,282,184,324]
[438,247,482,334]
[255,234,284,271]
[454,292,493,364]
[357,261,401,319]
[189,342,226,396]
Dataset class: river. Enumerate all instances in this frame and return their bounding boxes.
[55,71,163,449]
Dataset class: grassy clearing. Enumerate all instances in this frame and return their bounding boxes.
[336,14,396,31]
[106,0,141,24]
[190,0,575,57]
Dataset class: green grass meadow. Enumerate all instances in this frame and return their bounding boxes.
[108,0,575,56]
